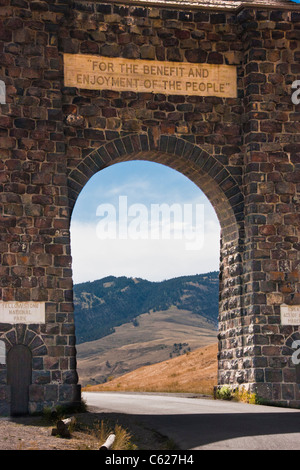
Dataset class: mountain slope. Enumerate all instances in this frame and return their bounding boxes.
[74,272,219,344]
[84,342,218,396]
[76,305,217,386]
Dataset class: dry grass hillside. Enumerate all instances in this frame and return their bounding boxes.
[84,342,218,396]
[77,306,217,386]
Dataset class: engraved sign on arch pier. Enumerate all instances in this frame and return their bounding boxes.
[64,54,237,98]
[0,302,46,325]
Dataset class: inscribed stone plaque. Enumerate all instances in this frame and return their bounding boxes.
[0,302,45,324]
[64,54,237,98]
[280,304,300,325]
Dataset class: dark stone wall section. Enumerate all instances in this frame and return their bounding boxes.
[0,0,299,413]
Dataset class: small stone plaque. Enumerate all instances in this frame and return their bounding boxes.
[0,301,45,324]
[64,54,237,98]
[280,304,300,325]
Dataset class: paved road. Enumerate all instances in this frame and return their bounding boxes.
[83,391,300,450]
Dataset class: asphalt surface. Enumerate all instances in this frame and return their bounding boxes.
[83,391,300,450]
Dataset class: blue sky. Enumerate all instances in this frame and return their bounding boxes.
[70,161,220,284]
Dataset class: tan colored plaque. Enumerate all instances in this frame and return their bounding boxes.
[280,304,300,325]
[0,301,46,324]
[64,54,237,98]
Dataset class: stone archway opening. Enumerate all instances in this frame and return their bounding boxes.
[70,158,223,389]
[68,135,245,392]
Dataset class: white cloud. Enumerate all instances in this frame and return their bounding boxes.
[104,180,151,199]
[70,217,220,285]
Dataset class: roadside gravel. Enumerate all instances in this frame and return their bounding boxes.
[0,409,173,450]
[0,414,99,450]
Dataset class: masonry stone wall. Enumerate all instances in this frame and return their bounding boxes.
[0,0,299,414]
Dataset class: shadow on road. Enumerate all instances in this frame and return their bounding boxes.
[5,403,300,450]
[87,409,300,449]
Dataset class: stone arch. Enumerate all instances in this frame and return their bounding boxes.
[68,133,246,389]
[285,331,300,352]
[0,325,47,358]
[67,133,244,244]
